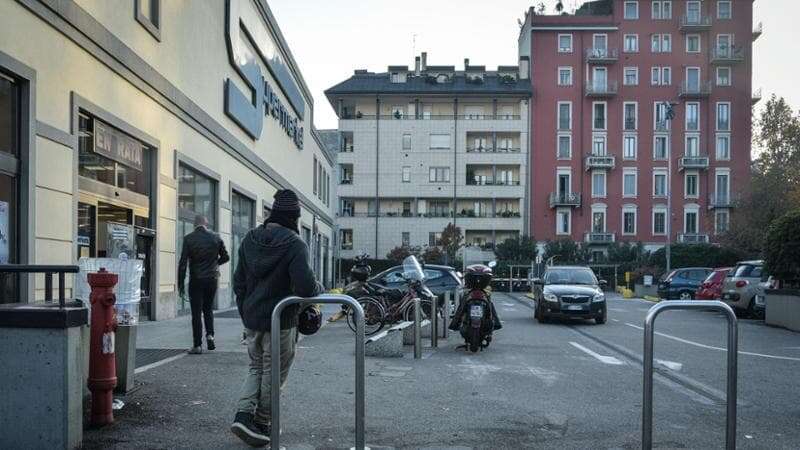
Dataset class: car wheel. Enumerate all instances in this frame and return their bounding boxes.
[678,291,694,300]
[595,311,607,325]
[536,305,549,323]
[747,298,765,320]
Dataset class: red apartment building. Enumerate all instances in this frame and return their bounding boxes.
[521,0,759,256]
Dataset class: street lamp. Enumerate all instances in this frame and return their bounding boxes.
[662,102,677,274]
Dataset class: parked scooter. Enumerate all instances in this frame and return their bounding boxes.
[449,261,502,352]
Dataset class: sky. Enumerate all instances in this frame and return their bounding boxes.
[268,0,799,131]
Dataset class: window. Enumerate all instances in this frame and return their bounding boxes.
[624,102,637,130]
[654,135,668,160]
[390,72,407,83]
[0,74,20,300]
[556,209,571,235]
[558,67,573,86]
[715,171,731,201]
[592,171,607,197]
[716,134,731,160]
[685,134,699,156]
[715,210,730,234]
[623,170,638,197]
[592,209,607,233]
[717,1,732,19]
[402,232,410,247]
[592,67,608,93]
[429,167,450,183]
[686,1,701,23]
[557,172,571,196]
[652,1,672,19]
[653,171,667,197]
[429,232,443,246]
[402,133,411,150]
[624,134,638,160]
[624,1,639,19]
[231,190,255,284]
[651,67,671,86]
[313,157,318,195]
[686,67,701,92]
[558,102,572,130]
[135,0,160,40]
[654,102,671,129]
[624,67,639,86]
[557,134,571,159]
[340,229,353,250]
[651,34,671,53]
[593,102,607,130]
[624,34,639,52]
[685,172,699,198]
[717,102,731,131]
[684,209,699,234]
[177,163,217,230]
[402,166,411,183]
[429,133,451,149]
[558,34,573,53]
[592,135,607,155]
[686,103,699,131]
[340,199,353,217]
[686,35,701,53]
[653,209,667,235]
[716,67,731,86]
[623,208,637,235]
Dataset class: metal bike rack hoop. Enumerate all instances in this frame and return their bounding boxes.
[270,294,366,450]
[642,300,738,450]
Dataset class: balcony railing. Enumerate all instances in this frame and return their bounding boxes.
[585,48,619,63]
[710,46,745,64]
[467,179,521,186]
[585,154,616,170]
[679,80,712,98]
[753,22,763,41]
[678,155,710,170]
[585,232,616,244]
[677,233,710,244]
[465,146,522,154]
[708,193,737,209]
[585,81,618,97]
[549,192,581,208]
[680,14,712,31]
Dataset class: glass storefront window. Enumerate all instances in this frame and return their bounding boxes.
[231,191,255,285]
[0,74,18,157]
[0,74,19,303]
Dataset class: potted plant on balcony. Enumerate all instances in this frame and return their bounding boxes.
[764,209,800,331]
[355,111,363,119]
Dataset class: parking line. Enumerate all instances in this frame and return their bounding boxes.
[569,341,624,365]
[624,323,800,362]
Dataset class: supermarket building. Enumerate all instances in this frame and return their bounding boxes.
[0,0,335,320]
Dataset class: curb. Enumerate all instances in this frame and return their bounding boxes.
[643,295,661,303]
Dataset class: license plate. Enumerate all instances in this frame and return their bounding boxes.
[567,305,585,311]
[470,305,484,318]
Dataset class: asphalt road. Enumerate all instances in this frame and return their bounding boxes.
[84,293,800,449]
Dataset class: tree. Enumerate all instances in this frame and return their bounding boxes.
[494,236,538,265]
[764,209,800,287]
[555,1,564,13]
[385,245,420,263]
[542,239,589,265]
[535,2,546,14]
[605,242,649,273]
[421,246,445,265]
[649,244,743,271]
[439,223,463,265]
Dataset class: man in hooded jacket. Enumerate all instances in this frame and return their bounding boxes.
[230,189,320,446]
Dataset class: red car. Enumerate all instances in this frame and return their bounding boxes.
[695,267,732,300]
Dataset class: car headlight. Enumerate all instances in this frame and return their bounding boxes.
[593,293,605,302]
[544,293,558,302]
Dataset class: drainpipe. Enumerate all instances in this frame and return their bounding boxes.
[375,97,380,257]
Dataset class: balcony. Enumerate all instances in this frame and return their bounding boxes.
[677,233,710,244]
[585,81,618,97]
[710,46,745,64]
[585,154,616,170]
[465,145,522,154]
[708,193,737,209]
[549,192,581,208]
[585,232,616,244]
[679,80,712,98]
[752,88,763,105]
[753,22,763,41]
[679,14,712,31]
[678,155,710,171]
[585,48,619,64]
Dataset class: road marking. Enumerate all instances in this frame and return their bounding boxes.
[503,302,516,307]
[135,353,187,374]
[611,318,620,322]
[609,308,627,312]
[624,323,800,362]
[656,359,683,371]
[569,341,624,365]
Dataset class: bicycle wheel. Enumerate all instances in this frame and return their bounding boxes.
[402,299,433,322]
[347,296,386,336]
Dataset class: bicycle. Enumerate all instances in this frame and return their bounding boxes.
[346,276,434,335]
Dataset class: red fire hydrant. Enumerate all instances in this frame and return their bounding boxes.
[88,267,118,426]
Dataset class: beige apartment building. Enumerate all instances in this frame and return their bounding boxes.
[0,0,334,320]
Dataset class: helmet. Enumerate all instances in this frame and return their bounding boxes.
[298,304,322,335]
[464,264,493,289]
[350,263,372,282]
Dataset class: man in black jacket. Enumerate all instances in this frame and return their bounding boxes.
[230,189,320,446]
[178,215,229,354]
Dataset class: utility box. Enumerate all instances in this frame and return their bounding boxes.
[0,302,88,450]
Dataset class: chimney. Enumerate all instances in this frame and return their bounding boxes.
[420,52,427,72]
[519,56,530,80]
[464,58,470,70]
[415,56,421,75]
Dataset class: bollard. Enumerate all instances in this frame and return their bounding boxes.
[430,295,438,348]
[87,267,118,426]
[413,297,422,359]
[442,291,450,339]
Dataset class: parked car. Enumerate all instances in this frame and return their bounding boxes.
[721,260,770,319]
[657,267,713,300]
[531,266,608,324]
[370,264,463,308]
[695,267,732,300]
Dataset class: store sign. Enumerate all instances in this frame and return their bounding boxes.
[224,0,304,149]
[94,121,143,171]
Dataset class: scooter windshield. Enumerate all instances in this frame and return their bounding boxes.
[402,255,425,282]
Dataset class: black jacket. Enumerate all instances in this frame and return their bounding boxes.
[178,226,229,291]
[233,223,320,332]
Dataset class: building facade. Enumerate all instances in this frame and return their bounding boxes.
[521,0,757,255]
[325,53,532,262]
[0,0,334,320]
